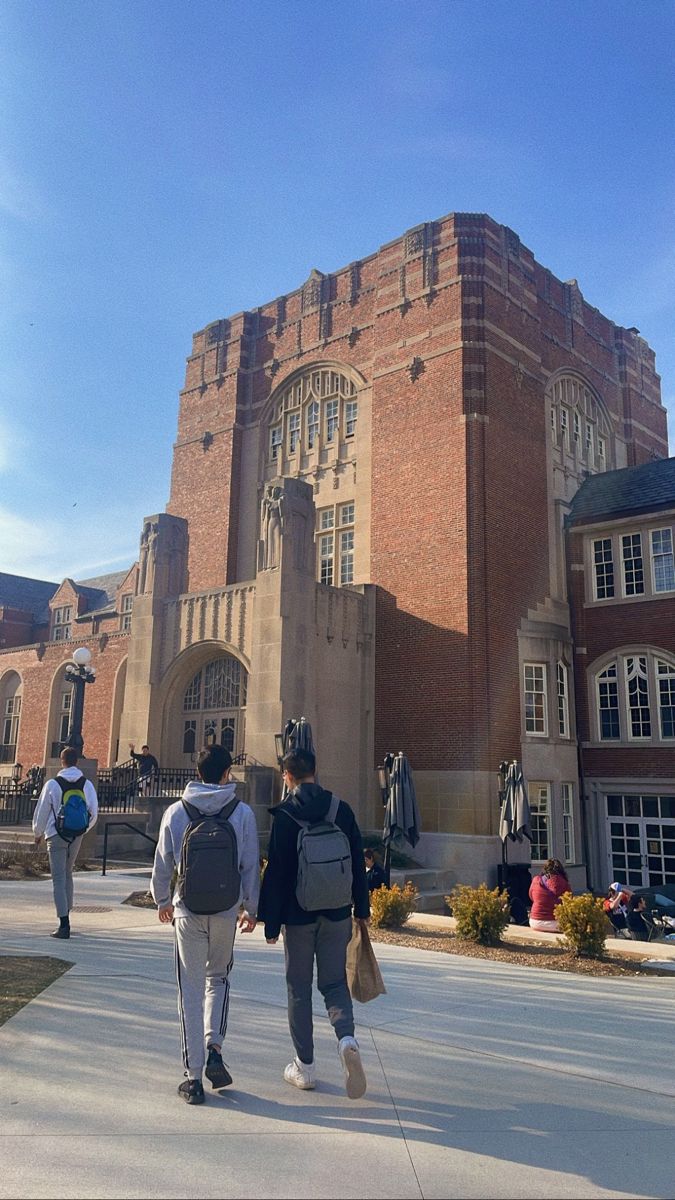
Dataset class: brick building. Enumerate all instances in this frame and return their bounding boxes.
[1,211,670,888]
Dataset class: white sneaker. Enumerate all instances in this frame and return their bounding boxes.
[338,1036,367,1099]
[284,1057,316,1090]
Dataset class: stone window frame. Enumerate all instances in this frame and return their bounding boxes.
[0,672,22,757]
[316,501,355,589]
[556,660,570,739]
[529,781,551,861]
[523,663,548,736]
[561,782,576,864]
[264,364,361,467]
[52,605,73,642]
[547,372,612,473]
[585,520,675,606]
[590,648,675,745]
[120,593,133,632]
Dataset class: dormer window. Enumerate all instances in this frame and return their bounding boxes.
[52,606,72,642]
[120,594,133,632]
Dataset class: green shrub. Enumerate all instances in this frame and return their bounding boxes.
[556,892,608,958]
[370,882,418,928]
[447,883,510,946]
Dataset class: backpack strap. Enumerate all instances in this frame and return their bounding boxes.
[283,793,337,829]
[55,774,86,797]
[326,794,339,824]
[218,797,240,822]
[182,800,201,822]
[182,797,240,823]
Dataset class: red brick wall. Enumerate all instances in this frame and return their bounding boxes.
[0,634,129,768]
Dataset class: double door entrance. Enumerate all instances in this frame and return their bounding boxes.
[607,793,675,888]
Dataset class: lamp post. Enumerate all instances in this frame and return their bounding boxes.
[11,762,22,792]
[63,646,96,759]
[377,752,394,886]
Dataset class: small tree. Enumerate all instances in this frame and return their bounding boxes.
[447,883,511,946]
[556,892,608,958]
[369,882,418,929]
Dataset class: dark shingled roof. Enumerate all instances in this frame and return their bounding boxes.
[0,573,59,623]
[567,457,675,526]
[72,570,129,616]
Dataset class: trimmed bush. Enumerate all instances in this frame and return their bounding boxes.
[555,892,608,958]
[369,882,418,929]
[447,883,510,946]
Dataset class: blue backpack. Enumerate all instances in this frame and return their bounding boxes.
[55,775,91,842]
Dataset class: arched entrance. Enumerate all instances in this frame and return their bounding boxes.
[161,647,248,767]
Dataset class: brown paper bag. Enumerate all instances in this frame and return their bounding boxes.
[346,919,386,1003]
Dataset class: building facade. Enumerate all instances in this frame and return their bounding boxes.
[1,212,670,888]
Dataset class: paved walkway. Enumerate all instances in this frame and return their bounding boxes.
[2,871,675,1200]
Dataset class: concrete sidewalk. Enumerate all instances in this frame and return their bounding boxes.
[2,871,675,1199]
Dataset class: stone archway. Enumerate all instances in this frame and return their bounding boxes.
[0,670,22,767]
[160,642,249,767]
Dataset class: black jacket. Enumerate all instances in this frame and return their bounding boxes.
[258,782,370,940]
[366,861,387,891]
[131,751,159,777]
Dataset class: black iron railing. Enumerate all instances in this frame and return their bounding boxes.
[0,774,43,825]
[97,756,248,812]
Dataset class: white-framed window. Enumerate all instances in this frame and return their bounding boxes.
[550,406,556,443]
[560,407,569,447]
[529,782,551,861]
[593,652,675,744]
[52,605,72,642]
[657,660,675,739]
[270,426,282,461]
[58,689,73,744]
[625,655,651,739]
[345,399,358,438]
[120,593,133,632]
[319,534,334,585]
[557,661,569,738]
[651,528,675,593]
[2,695,21,751]
[585,422,594,458]
[593,538,615,600]
[340,530,354,584]
[288,412,300,454]
[597,435,605,461]
[325,398,339,443]
[597,662,620,740]
[307,401,319,449]
[316,502,355,587]
[561,783,575,864]
[524,664,548,735]
[621,533,644,597]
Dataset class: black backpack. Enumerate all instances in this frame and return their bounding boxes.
[177,798,241,914]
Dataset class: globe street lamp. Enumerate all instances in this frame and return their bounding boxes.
[63,646,96,758]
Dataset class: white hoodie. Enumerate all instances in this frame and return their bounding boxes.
[151,780,259,920]
[33,767,98,840]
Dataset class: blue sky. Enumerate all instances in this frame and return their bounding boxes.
[1,0,674,581]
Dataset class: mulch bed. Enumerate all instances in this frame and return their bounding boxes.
[369,921,672,977]
[0,957,72,1026]
[123,890,156,908]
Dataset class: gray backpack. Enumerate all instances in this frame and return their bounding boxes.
[289,795,353,911]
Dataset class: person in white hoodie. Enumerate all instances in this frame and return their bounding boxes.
[33,746,98,939]
[151,743,259,1106]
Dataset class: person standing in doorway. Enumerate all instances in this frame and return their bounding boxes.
[33,747,98,939]
[151,744,259,1106]
[258,748,370,1099]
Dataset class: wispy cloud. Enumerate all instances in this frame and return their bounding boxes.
[0,503,137,582]
[0,155,47,223]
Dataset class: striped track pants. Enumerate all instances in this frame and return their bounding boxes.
[174,911,237,1078]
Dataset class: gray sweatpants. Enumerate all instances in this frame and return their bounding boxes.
[283,916,354,1065]
[174,912,237,1079]
[46,834,83,919]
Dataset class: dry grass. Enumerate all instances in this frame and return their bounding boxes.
[0,839,94,879]
[369,920,670,977]
[0,956,72,1026]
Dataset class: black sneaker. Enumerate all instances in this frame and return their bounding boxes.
[178,1078,205,1105]
[205,1047,233,1089]
[50,926,70,939]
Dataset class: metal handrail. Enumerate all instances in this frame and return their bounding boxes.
[101,821,157,876]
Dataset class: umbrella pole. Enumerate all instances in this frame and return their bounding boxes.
[384,843,391,889]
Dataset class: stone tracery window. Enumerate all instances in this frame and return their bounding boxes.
[547,374,613,475]
[266,367,358,464]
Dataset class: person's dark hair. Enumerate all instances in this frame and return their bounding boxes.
[282,748,316,781]
[628,893,645,912]
[197,744,232,783]
[543,858,568,880]
[364,848,375,863]
[60,747,78,767]
[141,745,150,753]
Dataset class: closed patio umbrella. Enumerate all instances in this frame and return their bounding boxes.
[499,760,532,863]
[280,716,316,798]
[382,752,420,886]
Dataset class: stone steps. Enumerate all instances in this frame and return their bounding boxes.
[390,867,452,914]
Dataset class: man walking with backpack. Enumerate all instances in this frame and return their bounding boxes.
[151,744,259,1106]
[33,747,98,939]
[258,748,370,1099]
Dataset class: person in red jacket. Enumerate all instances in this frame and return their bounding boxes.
[529,858,572,931]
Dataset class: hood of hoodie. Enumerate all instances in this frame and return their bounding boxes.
[273,781,333,823]
[181,779,238,815]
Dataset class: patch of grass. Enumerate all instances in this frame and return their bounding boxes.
[0,956,72,1026]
